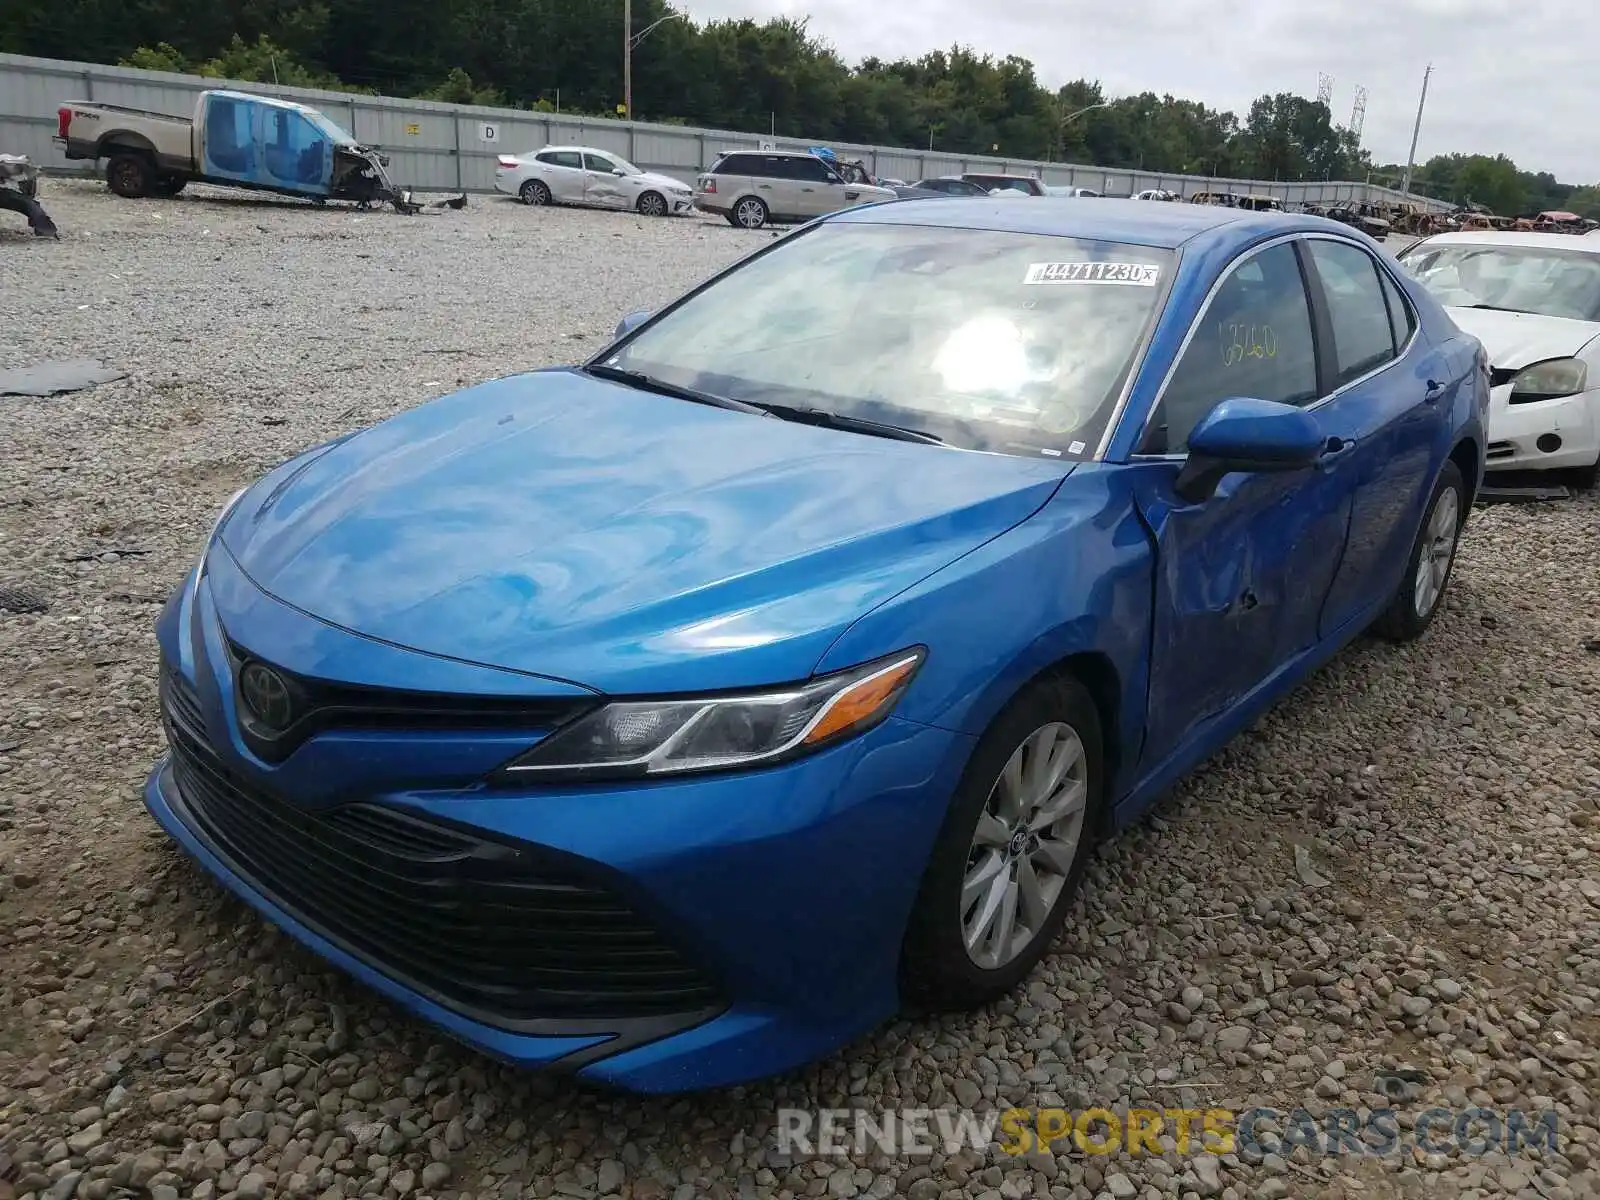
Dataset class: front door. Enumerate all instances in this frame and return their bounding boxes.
[1130,238,1359,771]
[582,152,629,210]
[1299,236,1459,637]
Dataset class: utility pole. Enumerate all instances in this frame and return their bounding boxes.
[1399,64,1431,200]
[623,0,632,120]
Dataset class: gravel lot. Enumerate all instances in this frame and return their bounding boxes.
[3,181,1600,1200]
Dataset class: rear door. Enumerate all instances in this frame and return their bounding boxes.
[536,150,586,203]
[1298,235,1457,637]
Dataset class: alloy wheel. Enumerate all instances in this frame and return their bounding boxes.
[1412,485,1460,618]
[961,721,1088,970]
[735,198,766,228]
[639,192,668,217]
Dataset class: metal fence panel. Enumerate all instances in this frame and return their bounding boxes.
[0,51,1455,212]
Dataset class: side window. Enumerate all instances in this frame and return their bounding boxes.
[783,156,834,183]
[539,151,582,170]
[1140,241,1319,455]
[1378,267,1416,351]
[583,153,617,173]
[1307,239,1399,385]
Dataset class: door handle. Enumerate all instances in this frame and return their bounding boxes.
[758,184,771,190]
[1424,379,1446,404]
[1319,435,1358,463]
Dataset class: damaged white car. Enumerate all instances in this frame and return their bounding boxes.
[1397,231,1600,486]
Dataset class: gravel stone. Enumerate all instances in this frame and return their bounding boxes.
[3,183,1599,1200]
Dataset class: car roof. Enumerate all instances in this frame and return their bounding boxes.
[714,149,814,160]
[541,145,620,155]
[830,196,1364,251]
[1411,230,1600,253]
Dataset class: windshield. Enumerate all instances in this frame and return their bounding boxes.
[305,109,355,144]
[598,222,1174,459]
[1398,242,1600,321]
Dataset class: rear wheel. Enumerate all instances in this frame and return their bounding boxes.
[900,674,1103,1010]
[105,153,154,199]
[519,179,552,206]
[636,190,668,217]
[732,196,768,229]
[1372,459,1466,642]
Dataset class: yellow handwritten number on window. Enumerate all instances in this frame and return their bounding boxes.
[1221,321,1277,366]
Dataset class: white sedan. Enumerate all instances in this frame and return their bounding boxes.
[493,145,695,217]
[1396,231,1600,485]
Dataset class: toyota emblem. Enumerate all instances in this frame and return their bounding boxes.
[239,662,295,732]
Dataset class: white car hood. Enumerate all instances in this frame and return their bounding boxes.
[636,171,690,191]
[1445,306,1600,370]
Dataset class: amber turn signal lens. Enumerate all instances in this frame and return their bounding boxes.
[802,653,922,745]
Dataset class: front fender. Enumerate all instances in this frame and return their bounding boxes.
[814,464,1154,801]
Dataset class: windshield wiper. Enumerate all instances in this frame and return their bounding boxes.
[754,403,946,445]
[584,364,771,417]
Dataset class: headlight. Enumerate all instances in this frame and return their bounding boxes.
[502,648,925,781]
[1510,357,1588,403]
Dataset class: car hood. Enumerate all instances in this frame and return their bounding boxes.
[1445,306,1600,370]
[220,369,1072,694]
[636,171,690,191]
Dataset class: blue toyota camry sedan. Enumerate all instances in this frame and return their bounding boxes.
[145,198,1487,1094]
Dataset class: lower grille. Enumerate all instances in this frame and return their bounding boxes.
[1486,440,1516,460]
[157,665,722,1028]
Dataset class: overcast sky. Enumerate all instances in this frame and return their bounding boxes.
[675,0,1597,184]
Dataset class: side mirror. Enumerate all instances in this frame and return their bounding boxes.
[1174,397,1325,503]
[613,309,651,339]
[612,168,627,177]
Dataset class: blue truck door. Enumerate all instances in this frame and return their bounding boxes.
[200,94,260,183]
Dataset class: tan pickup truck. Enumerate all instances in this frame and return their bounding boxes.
[55,89,430,211]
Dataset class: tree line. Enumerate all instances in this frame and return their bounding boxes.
[4,0,1593,216]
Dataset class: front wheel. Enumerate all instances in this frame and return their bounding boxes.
[519,179,552,206]
[1372,459,1466,642]
[900,674,1103,1011]
[636,190,668,217]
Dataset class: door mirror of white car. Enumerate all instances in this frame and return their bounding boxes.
[1175,397,1326,503]
[612,168,627,177]
[613,310,652,339]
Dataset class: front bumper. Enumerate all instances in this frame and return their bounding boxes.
[142,549,971,1092]
[1485,384,1600,471]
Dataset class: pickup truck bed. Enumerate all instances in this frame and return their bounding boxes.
[55,102,194,195]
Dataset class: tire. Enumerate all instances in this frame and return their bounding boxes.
[732,195,768,229]
[105,153,154,199]
[519,179,552,206]
[1371,459,1466,642]
[900,673,1104,1011]
[636,190,669,217]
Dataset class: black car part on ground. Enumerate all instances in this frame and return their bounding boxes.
[0,154,57,237]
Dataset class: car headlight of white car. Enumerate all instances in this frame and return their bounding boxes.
[1510,358,1588,404]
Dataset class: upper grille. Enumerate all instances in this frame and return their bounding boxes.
[157,665,723,1029]
[220,638,595,762]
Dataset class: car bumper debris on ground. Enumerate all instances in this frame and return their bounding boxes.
[2,181,1599,1200]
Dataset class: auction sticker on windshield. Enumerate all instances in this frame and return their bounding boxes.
[1023,262,1161,286]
